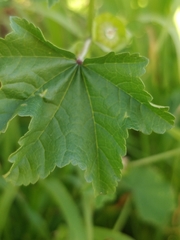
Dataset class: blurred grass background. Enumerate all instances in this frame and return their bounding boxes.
[0,0,180,239]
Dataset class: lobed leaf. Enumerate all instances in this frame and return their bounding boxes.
[0,17,174,195]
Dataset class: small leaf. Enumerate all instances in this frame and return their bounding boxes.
[0,17,174,195]
[122,167,175,225]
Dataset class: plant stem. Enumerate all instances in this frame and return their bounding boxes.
[77,38,91,63]
[113,197,131,231]
[129,147,180,168]
[88,0,95,36]
[77,0,94,63]
[82,191,94,240]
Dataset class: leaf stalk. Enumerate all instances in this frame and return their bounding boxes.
[113,196,131,231]
[129,147,180,167]
[77,38,92,63]
[88,0,95,36]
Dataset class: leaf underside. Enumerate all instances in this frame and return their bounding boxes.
[0,17,174,195]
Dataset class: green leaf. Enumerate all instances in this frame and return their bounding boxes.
[0,17,174,195]
[94,226,135,240]
[17,194,50,240]
[122,167,175,225]
[41,178,86,240]
[0,183,17,236]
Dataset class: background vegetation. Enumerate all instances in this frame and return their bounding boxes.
[0,0,180,239]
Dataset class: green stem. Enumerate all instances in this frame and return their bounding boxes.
[88,0,95,36]
[113,197,131,231]
[77,38,91,63]
[82,191,94,240]
[77,0,94,63]
[41,179,86,240]
[129,147,180,168]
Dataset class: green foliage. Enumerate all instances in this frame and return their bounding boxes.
[42,179,86,240]
[122,167,175,225]
[0,182,17,235]
[0,0,180,239]
[94,226,135,240]
[0,17,174,195]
